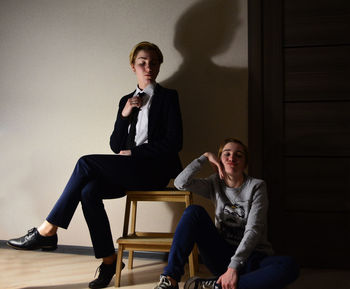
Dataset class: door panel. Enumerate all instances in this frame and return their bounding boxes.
[285,102,350,156]
[285,46,350,101]
[284,0,350,46]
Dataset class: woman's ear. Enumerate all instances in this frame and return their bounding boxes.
[131,64,136,72]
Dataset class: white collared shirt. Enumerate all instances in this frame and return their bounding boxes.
[131,82,156,146]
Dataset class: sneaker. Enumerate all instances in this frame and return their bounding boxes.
[7,227,57,251]
[154,275,179,289]
[184,276,221,289]
[89,260,125,289]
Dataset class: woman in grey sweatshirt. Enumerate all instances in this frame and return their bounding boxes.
[154,138,299,289]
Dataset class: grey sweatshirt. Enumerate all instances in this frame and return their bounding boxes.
[174,155,274,270]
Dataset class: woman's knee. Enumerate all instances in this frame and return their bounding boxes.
[75,155,92,175]
[182,204,211,224]
[77,154,95,168]
[75,154,102,181]
[269,255,299,283]
[184,204,207,216]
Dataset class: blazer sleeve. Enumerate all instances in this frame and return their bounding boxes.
[109,93,133,154]
[131,88,183,158]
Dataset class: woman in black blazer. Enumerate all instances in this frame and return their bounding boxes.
[7,42,183,289]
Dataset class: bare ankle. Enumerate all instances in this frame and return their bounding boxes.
[37,221,57,237]
[103,254,117,265]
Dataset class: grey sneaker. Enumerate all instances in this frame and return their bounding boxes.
[154,275,179,289]
[184,276,221,289]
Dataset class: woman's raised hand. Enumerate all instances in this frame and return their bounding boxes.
[203,152,225,179]
[121,95,143,117]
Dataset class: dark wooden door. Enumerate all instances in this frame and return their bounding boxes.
[248,0,350,268]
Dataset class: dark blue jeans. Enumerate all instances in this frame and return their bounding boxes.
[163,205,299,289]
[46,154,170,258]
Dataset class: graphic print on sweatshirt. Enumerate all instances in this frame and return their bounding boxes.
[219,203,246,244]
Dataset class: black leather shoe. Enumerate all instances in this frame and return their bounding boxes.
[7,227,58,251]
[89,260,125,289]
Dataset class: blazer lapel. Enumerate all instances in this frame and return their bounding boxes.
[148,84,163,137]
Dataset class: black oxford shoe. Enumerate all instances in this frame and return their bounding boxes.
[7,227,58,251]
[89,260,125,289]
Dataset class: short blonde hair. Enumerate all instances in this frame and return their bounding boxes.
[218,138,249,165]
[129,41,163,65]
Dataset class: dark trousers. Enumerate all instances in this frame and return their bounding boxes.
[163,205,299,289]
[46,154,171,258]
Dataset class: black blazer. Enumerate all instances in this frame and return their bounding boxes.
[110,84,183,178]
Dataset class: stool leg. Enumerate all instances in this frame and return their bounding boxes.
[128,250,134,269]
[188,245,198,277]
[115,245,124,287]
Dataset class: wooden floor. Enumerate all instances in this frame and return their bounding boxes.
[0,246,209,289]
[1,246,350,289]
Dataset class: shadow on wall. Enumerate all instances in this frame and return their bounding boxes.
[161,0,247,227]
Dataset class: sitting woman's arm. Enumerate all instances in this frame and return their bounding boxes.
[174,154,217,200]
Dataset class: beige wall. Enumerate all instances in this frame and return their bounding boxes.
[0,0,247,247]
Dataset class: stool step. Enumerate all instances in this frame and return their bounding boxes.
[118,234,173,246]
[115,189,197,287]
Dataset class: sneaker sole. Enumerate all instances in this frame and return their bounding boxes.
[184,276,219,289]
[184,276,200,289]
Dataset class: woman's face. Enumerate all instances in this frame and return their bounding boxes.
[220,142,247,174]
[131,49,160,89]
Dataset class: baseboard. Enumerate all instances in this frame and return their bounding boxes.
[0,239,168,260]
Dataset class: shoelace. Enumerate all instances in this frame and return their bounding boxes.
[156,276,173,289]
[28,228,36,234]
[24,228,37,240]
[93,263,114,280]
[93,264,103,279]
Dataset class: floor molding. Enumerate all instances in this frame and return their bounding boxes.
[0,239,168,260]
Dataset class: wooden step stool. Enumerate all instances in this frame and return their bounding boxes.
[115,189,198,287]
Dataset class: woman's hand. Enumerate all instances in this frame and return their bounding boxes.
[203,152,225,179]
[118,150,132,156]
[121,95,143,117]
[217,268,238,289]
